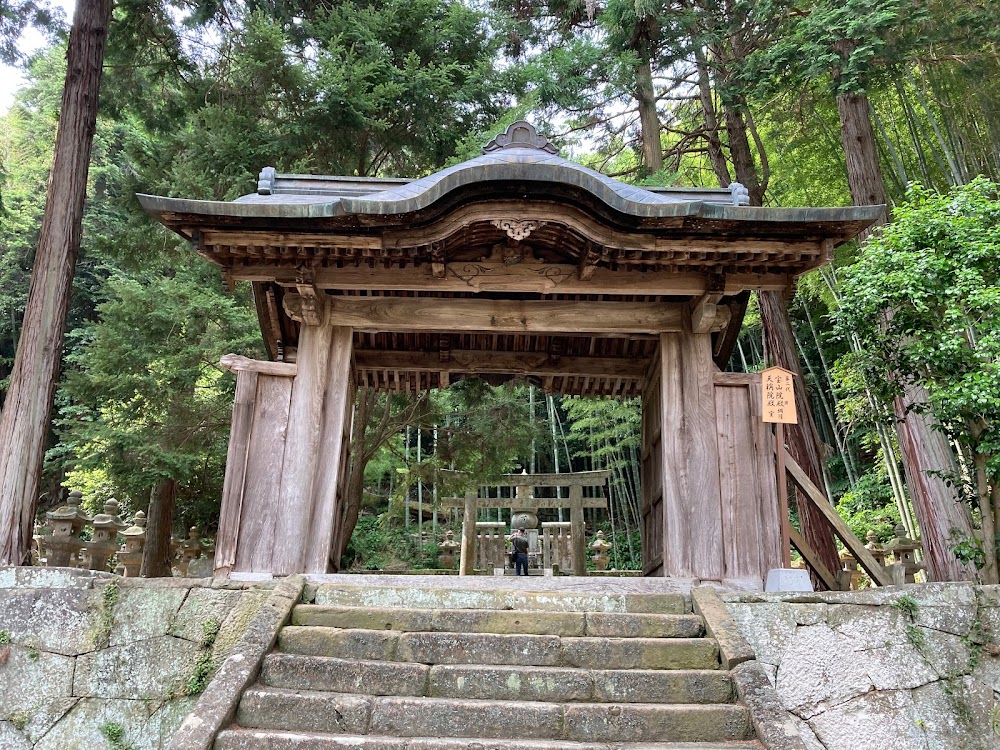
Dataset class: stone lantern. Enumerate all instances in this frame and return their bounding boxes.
[865,529,886,567]
[438,530,460,570]
[589,530,612,572]
[85,499,127,571]
[178,526,204,576]
[118,511,147,577]
[838,547,861,590]
[884,523,924,584]
[43,490,90,567]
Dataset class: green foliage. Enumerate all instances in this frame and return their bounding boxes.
[25,645,38,661]
[835,465,900,542]
[345,514,452,571]
[0,630,9,645]
[99,720,137,750]
[835,179,1000,569]
[182,616,220,696]
[95,582,119,648]
[8,710,29,731]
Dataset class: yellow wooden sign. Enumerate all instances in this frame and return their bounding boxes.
[761,366,798,424]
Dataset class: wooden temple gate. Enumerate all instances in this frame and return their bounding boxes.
[140,121,879,587]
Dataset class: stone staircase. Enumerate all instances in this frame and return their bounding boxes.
[214,583,762,749]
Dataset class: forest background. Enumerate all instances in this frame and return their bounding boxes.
[1,0,998,577]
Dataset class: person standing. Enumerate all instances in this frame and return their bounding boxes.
[512,527,530,576]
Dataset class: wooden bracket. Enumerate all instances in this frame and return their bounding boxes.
[691,291,725,334]
[282,288,330,326]
[577,243,605,281]
[431,242,446,279]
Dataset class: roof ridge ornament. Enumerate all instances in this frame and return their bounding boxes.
[483,121,558,155]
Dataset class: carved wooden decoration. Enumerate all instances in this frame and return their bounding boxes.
[446,261,574,293]
[491,218,544,241]
[283,290,329,326]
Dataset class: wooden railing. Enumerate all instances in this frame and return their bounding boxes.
[781,449,895,589]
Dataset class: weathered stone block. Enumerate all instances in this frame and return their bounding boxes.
[912,676,996,749]
[0,646,75,713]
[368,695,564,739]
[428,663,592,702]
[775,623,874,718]
[110,587,187,646]
[292,604,437,632]
[18,696,78,743]
[279,626,400,661]
[0,720,31,750]
[33,697,159,750]
[725,602,797,666]
[563,703,751,743]
[591,668,732,704]
[168,588,245,643]
[560,637,718,670]
[237,687,371,734]
[264,653,429,696]
[73,636,199,700]
[584,612,703,638]
[396,631,562,666]
[807,689,927,750]
[0,589,101,656]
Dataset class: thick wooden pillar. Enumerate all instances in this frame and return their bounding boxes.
[459,490,477,576]
[658,330,725,580]
[273,322,354,575]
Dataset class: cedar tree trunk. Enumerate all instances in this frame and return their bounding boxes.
[837,90,978,581]
[141,479,176,577]
[636,61,663,174]
[0,0,112,565]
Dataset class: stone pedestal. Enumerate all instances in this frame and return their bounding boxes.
[765,568,814,592]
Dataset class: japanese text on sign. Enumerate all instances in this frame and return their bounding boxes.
[761,366,798,424]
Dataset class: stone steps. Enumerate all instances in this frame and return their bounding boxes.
[278,627,720,670]
[311,585,688,614]
[216,727,762,750]
[293,604,705,638]
[262,653,734,704]
[217,582,759,750]
[236,687,754,743]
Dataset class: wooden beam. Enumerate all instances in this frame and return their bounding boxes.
[220,354,297,378]
[784,449,894,587]
[690,291,725,334]
[439,496,608,510]
[354,349,648,379]
[283,295,727,334]
[227,263,794,296]
[789,527,842,591]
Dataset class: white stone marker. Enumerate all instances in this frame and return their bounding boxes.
[765,568,813,592]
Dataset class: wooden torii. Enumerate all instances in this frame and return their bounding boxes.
[440,470,610,575]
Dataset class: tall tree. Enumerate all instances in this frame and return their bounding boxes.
[0,0,112,564]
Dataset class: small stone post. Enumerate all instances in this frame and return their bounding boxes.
[43,490,89,567]
[85,498,127,571]
[589,530,612,572]
[118,511,147,577]
[438,530,460,570]
[838,547,861,590]
[178,526,204,577]
[865,529,886,567]
[884,523,924,584]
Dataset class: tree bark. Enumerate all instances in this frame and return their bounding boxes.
[837,90,976,581]
[339,387,376,561]
[0,0,112,565]
[635,61,663,174]
[758,291,844,581]
[141,479,176,578]
[713,93,842,584]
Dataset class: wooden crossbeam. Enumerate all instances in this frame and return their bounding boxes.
[229,263,794,297]
[501,470,611,487]
[788,527,842,591]
[439,496,608,510]
[354,350,648,380]
[284,295,721,335]
[784,449,894,587]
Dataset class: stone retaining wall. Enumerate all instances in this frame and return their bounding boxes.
[0,567,272,750]
[723,584,1000,750]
